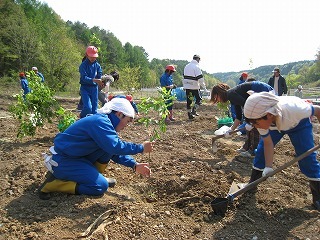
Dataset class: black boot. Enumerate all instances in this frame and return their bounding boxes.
[246,169,263,193]
[188,112,195,120]
[309,181,320,211]
[249,169,263,183]
[191,106,199,116]
[38,172,56,200]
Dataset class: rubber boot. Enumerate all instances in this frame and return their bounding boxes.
[94,162,107,173]
[38,172,77,200]
[169,110,175,121]
[94,162,117,188]
[188,112,195,120]
[247,169,263,193]
[309,181,320,211]
[191,106,199,116]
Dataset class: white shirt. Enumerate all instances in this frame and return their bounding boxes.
[258,96,312,136]
[273,76,279,95]
[183,60,206,90]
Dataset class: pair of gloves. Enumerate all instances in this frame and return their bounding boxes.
[224,124,254,138]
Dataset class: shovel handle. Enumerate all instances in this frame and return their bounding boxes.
[228,144,320,201]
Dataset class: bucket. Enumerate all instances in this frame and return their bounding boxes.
[217,117,233,128]
[211,197,229,216]
[171,87,186,101]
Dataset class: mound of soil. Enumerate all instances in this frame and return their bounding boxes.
[0,94,319,240]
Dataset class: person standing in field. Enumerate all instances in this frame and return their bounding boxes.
[32,66,45,82]
[79,46,104,118]
[268,67,287,96]
[294,85,303,98]
[19,72,31,99]
[160,64,177,123]
[183,54,207,120]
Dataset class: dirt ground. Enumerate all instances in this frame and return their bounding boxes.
[0,92,319,240]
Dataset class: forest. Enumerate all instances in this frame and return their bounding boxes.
[0,0,320,93]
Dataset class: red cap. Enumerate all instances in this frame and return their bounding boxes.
[19,72,25,77]
[241,72,248,78]
[125,95,133,102]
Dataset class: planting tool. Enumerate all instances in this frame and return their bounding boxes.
[211,127,245,153]
[211,144,320,217]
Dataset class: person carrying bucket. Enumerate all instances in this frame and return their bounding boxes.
[244,91,320,211]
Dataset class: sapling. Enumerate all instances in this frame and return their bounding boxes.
[9,71,77,138]
[138,87,176,141]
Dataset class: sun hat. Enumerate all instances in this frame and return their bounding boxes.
[32,67,38,71]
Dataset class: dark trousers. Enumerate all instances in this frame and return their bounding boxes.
[186,89,202,110]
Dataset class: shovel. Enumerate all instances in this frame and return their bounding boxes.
[212,127,245,153]
[211,144,320,216]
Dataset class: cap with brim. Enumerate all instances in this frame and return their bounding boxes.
[272,67,280,73]
[97,97,135,118]
[244,92,280,119]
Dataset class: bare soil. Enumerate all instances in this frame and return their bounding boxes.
[0,93,319,240]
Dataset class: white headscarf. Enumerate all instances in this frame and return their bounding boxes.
[244,92,281,119]
[97,97,135,118]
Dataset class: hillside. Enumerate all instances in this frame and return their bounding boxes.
[212,60,315,84]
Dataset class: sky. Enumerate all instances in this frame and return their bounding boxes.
[40,0,320,73]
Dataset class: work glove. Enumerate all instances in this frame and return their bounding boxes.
[224,128,233,138]
[245,123,254,131]
[42,153,58,173]
[262,167,274,178]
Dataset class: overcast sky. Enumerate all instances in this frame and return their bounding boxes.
[40,0,320,73]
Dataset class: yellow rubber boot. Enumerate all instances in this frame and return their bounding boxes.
[94,162,107,173]
[41,179,76,194]
[38,172,76,200]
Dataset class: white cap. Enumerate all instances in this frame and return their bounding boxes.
[244,92,280,119]
[97,97,135,118]
[32,67,38,71]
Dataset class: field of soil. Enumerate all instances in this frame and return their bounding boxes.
[0,92,319,240]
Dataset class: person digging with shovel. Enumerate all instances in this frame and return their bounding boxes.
[38,97,154,200]
[243,91,320,211]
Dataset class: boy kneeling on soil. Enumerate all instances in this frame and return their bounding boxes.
[244,91,320,211]
[38,98,153,200]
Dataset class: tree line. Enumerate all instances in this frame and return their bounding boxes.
[0,0,218,93]
[0,0,319,93]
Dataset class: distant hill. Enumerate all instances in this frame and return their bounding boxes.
[212,60,315,84]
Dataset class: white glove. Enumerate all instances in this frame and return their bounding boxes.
[245,123,254,131]
[224,128,233,138]
[42,153,58,173]
[262,167,274,177]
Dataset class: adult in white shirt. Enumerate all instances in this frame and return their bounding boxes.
[183,54,207,120]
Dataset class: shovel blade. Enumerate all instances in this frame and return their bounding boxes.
[211,197,229,216]
[228,181,246,195]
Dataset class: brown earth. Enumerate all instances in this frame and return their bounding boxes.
[0,93,319,240]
